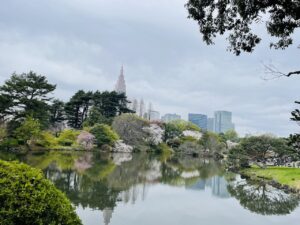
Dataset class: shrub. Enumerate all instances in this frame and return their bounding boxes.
[167,138,182,148]
[35,131,57,148]
[0,138,19,151]
[14,116,41,144]
[0,160,82,225]
[90,124,119,147]
[178,141,203,155]
[164,119,200,142]
[57,130,80,147]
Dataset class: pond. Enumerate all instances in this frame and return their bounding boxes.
[1,151,300,225]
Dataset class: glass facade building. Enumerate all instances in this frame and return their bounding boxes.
[214,111,234,133]
[207,118,215,132]
[188,113,208,130]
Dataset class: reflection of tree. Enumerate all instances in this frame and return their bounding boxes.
[161,155,225,186]
[228,179,299,215]
[107,153,155,190]
[42,153,121,211]
[37,152,157,211]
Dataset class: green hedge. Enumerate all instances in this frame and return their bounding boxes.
[0,160,82,225]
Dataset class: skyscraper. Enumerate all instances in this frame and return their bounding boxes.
[149,110,160,121]
[114,66,126,94]
[207,118,214,132]
[188,113,208,130]
[214,111,235,133]
[139,99,145,117]
[131,99,138,113]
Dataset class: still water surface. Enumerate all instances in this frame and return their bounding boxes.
[2,151,300,225]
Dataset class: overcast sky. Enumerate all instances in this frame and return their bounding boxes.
[0,0,299,136]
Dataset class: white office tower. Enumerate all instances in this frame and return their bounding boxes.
[114,66,126,94]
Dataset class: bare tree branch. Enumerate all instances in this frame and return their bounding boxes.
[261,63,300,80]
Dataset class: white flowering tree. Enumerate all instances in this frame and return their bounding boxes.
[182,130,202,140]
[143,124,164,146]
[112,140,133,153]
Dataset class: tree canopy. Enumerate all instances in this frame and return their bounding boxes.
[0,71,56,126]
[186,0,300,56]
[65,90,134,129]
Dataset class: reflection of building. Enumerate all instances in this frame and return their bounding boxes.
[211,176,230,198]
[161,113,181,122]
[103,208,113,225]
[188,113,208,130]
[114,66,126,94]
[214,111,235,133]
[119,183,149,204]
[186,176,230,198]
[207,118,214,132]
[188,180,206,190]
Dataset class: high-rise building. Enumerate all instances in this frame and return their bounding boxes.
[214,111,235,133]
[139,99,145,117]
[114,66,126,94]
[161,113,181,122]
[207,118,214,132]
[149,110,160,121]
[131,99,138,113]
[188,113,208,130]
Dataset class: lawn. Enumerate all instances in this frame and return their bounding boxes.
[242,166,300,190]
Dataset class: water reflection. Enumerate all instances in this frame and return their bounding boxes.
[3,151,300,224]
[227,177,299,215]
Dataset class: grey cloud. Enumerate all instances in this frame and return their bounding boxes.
[0,0,299,136]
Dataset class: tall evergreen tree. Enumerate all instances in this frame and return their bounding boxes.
[93,91,133,118]
[65,90,93,129]
[0,71,56,127]
[49,99,65,126]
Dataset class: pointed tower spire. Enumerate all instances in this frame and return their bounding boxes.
[115,65,126,94]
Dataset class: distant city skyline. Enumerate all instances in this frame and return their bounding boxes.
[114,67,236,133]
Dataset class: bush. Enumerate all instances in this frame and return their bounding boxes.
[90,124,119,147]
[0,160,82,225]
[35,131,58,148]
[14,116,41,144]
[178,141,203,155]
[57,130,80,147]
[0,138,19,151]
[164,119,200,142]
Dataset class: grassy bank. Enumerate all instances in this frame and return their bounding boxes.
[242,166,300,190]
